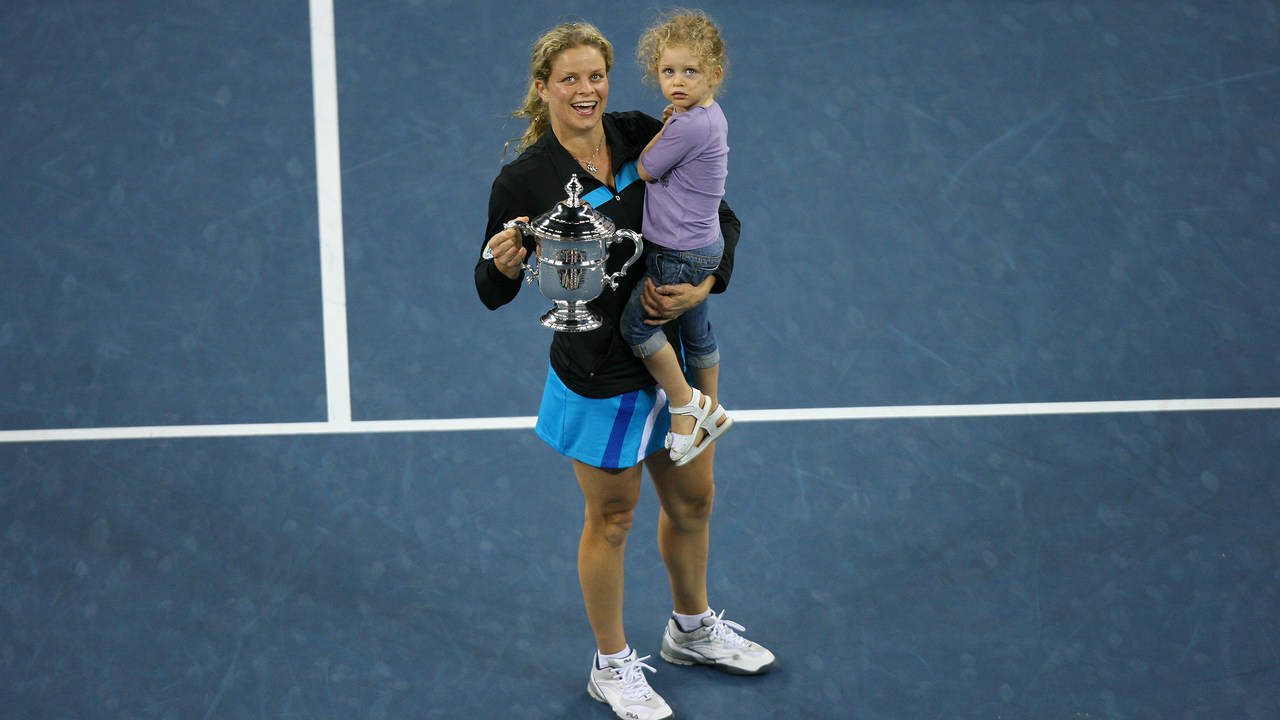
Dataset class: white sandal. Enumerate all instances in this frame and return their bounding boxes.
[665,388,733,466]
[674,402,734,467]
[666,388,711,462]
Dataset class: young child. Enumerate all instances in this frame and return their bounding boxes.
[621,10,732,466]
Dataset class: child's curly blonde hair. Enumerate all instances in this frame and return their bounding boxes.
[635,9,727,91]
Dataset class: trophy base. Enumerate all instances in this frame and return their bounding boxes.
[540,302,602,332]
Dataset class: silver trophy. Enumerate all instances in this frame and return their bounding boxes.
[504,175,644,332]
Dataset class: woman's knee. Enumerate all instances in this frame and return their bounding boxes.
[586,501,638,546]
[674,488,715,523]
[648,456,717,524]
[662,480,715,528]
[574,460,642,547]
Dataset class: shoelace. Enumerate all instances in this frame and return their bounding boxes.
[706,610,751,648]
[616,655,658,701]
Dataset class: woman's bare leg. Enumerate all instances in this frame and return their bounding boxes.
[646,445,716,616]
[574,459,644,655]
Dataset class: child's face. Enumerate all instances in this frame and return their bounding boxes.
[655,45,721,112]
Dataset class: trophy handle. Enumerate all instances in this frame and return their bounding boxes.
[502,219,539,282]
[603,229,644,290]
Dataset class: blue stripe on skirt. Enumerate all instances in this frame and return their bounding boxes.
[602,391,638,468]
[535,365,670,469]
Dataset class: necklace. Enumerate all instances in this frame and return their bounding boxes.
[575,138,603,174]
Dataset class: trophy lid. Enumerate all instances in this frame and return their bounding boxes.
[525,175,617,241]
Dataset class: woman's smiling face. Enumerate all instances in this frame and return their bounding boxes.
[537,45,610,136]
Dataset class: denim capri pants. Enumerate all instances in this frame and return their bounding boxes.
[620,235,723,369]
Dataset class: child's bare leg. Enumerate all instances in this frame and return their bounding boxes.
[688,363,718,410]
[641,344,697,438]
[687,363,726,443]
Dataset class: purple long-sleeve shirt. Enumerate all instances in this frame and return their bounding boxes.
[641,101,729,251]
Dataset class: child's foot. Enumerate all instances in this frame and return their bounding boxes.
[665,388,711,462]
[671,396,735,468]
[669,397,698,439]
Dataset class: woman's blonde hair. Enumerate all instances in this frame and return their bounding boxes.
[507,22,614,156]
[635,9,727,90]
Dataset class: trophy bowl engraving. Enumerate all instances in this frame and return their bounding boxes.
[503,175,644,332]
[555,248,585,292]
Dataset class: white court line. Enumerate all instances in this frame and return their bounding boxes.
[8,8,1275,445]
[309,0,352,423]
[730,396,1280,421]
[2,397,1278,444]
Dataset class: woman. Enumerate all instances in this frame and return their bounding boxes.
[475,22,773,720]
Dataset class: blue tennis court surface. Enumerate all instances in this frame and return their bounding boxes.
[2,1,1277,718]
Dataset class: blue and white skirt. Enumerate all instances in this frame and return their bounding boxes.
[535,366,670,469]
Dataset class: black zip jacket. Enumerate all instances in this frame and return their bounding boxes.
[476,111,740,399]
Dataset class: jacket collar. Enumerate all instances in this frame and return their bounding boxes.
[535,113,644,183]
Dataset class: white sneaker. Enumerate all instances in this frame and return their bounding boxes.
[660,610,776,675]
[587,650,674,720]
